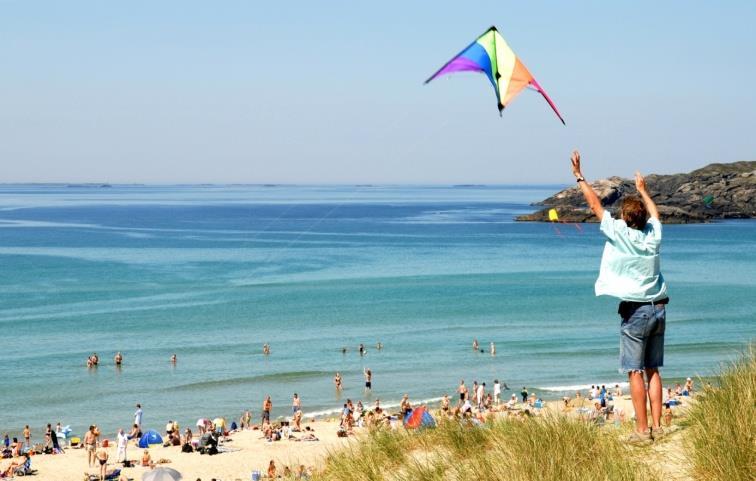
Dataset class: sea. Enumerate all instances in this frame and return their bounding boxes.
[0,184,753,438]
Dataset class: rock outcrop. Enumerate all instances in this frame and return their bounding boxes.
[516,161,756,224]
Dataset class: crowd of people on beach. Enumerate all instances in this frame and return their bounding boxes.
[3,336,698,480]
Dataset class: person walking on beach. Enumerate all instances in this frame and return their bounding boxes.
[520,387,528,403]
[84,425,97,467]
[96,447,109,481]
[571,150,668,444]
[493,379,502,405]
[116,428,129,463]
[262,395,272,423]
[476,382,486,410]
[22,425,30,450]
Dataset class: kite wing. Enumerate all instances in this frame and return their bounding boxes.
[425,26,565,124]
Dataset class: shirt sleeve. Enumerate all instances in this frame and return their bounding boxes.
[645,216,663,245]
[599,210,617,241]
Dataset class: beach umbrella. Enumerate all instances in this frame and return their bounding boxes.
[142,467,182,481]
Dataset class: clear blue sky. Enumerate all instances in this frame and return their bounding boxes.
[1,1,755,183]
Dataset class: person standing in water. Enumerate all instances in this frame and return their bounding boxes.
[333,372,343,390]
[364,368,372,391]
[134,404,143,432]
[457,380,468,403]
[262,395,272,423]
[571,150,668,445]
[114,352,123,366]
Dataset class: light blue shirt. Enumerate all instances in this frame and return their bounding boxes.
[595,210,667,302]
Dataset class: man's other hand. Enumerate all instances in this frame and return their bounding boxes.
[571,150,582,178]
[635,171,647,193]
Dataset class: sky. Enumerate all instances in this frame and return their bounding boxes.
[1,1,755,184]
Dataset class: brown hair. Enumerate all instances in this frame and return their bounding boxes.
[620,196,648,230]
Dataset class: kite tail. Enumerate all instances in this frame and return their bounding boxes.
[529,78,565,125]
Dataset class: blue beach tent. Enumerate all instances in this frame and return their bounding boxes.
[138,430,163,448]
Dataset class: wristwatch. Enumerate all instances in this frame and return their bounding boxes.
[576,176,586,183]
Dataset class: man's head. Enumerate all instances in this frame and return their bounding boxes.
[620,196,648,230]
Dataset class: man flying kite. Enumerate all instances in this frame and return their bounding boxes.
[571,150,669,445]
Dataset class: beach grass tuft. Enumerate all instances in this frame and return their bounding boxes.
[315,413,660,481]
[684,344,755,481]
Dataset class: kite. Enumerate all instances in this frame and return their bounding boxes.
[425,26,565,124]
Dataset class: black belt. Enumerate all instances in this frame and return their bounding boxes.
[618,298,669,318]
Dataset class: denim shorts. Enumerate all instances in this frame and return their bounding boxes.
[619,303,666,373]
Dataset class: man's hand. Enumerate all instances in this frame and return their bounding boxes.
[571,150,603,219]
[635,171,659,219]
[635,171,647,193]
[571,150,582,178]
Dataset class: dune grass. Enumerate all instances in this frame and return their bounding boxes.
[315,414,660,481]
[684,345,755,481]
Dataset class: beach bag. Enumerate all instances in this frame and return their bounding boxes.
[181,443,193,453]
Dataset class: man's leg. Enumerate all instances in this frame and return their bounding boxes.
[628,371,648,433]
[646,369,662,429]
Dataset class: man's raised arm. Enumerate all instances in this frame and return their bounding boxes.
[634,171,659,220]
[570,150,604,219]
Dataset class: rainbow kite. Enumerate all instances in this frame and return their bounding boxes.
[425,26,565,124]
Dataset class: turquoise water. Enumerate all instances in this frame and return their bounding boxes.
[0,184,753,437]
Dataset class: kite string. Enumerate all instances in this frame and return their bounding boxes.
[244,108,416,246]
[249,113,449,276]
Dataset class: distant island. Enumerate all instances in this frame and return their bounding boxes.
[517,161,756,224]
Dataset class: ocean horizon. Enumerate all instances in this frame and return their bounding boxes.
[1,184,753,439]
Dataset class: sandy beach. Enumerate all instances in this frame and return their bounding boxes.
[18,418,351,481]
[3,393,692,481]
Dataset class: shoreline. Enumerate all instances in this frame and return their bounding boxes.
[2,374,709,440]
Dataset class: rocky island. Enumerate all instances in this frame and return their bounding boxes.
[517,161,756,224]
